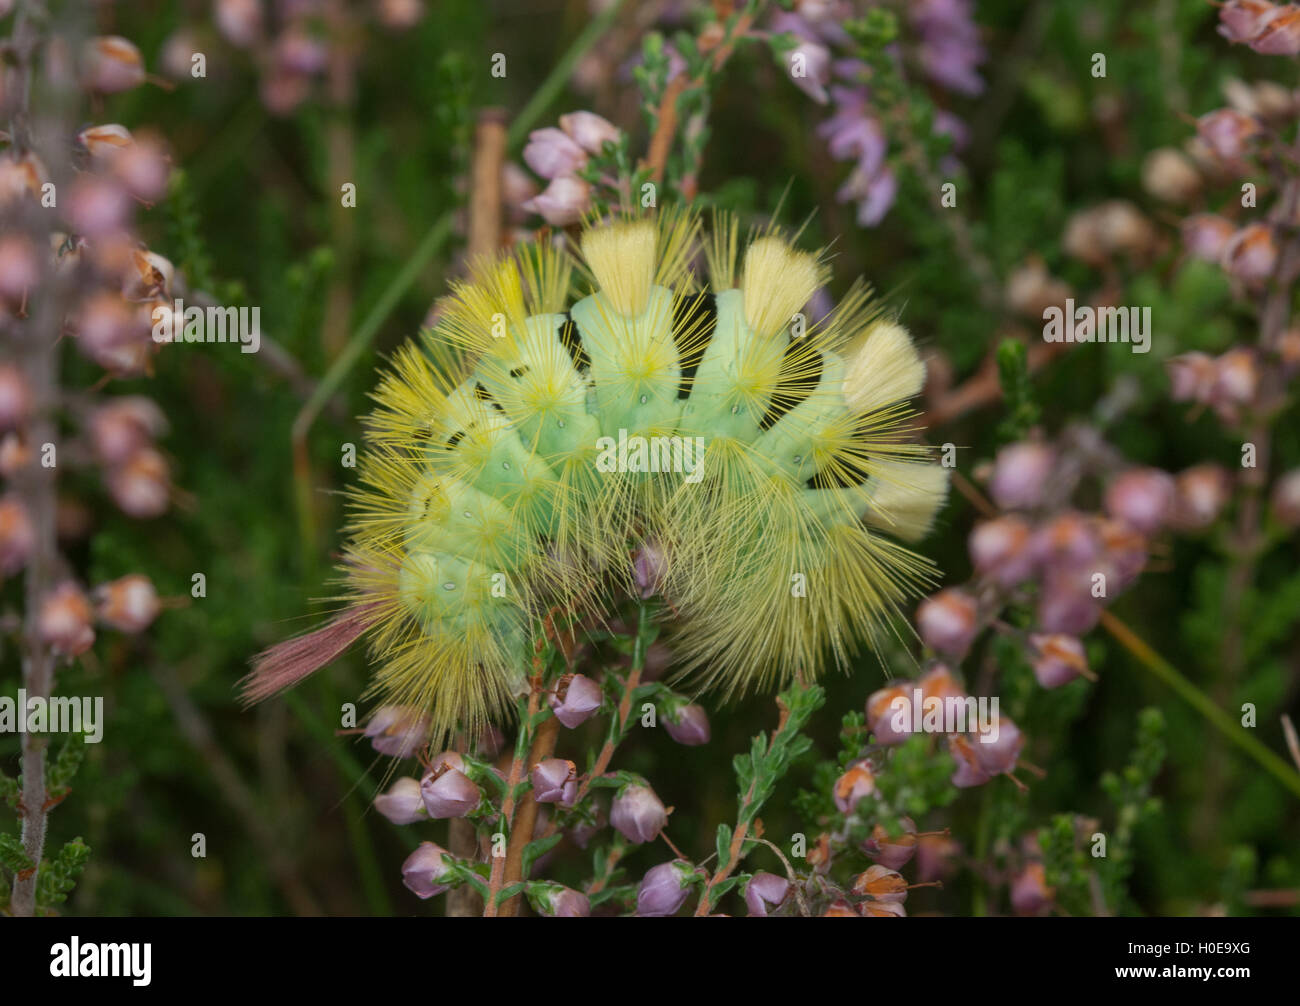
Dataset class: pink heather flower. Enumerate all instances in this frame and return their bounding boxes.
[501,162,539,221]
[93,574,160,633]
[972,717,1024,776]
[1219,0,1285,44]
[867,683,915,745]
[89,397,167,465]
[1105,468,1175,535]
[1209,347,1260,418]
[420,765,480,819]
[275,26,329,75]
[521,176,591,227]
[1220,224,1277,286]
[113,135,171,205]
[1250,6,1300,52]
[522,127,588,180]
[549,673,603,728]
[1173,464,1231,531]
[364,706,431,758]
[539,885,591,917]
[744,872,791,917]
[0,365,32,430]
[833,762,876,813]
[1028,633,1089,689]
[0,496,35,575]
[559,111,620,155]
[374,776,427,824]
[636,860,693,917]
[65,176,131,238]
[531,757,578,805]
[664,704,710,746]
[377,0,425,30]
[862,817,918,870]
[82,36,146,94]
[989,442,1054,510]
[1271,469,1300,526]
[948,734,991,788]
[788,38,832,104]
[1098,519,1148,591]
[969,515,1036,588]
[39,583,96,658]
[401,841,452,899]
[107,448,171,518]
[611,783,667,844]
[1011,862,1053,916]
[1181,214,1236,263]
[77,124,134,159]
[1036,570,1102,636]
[216,0,263,48]
[0,235,40,305]
[1030,511,1101,571]
[859,898,907,917]
[916,588,979,659]
[1166,351,1216,402]
[1196,109,1260,161]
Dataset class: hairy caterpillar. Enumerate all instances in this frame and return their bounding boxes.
[246,209,949,746]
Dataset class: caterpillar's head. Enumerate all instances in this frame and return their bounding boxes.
[246,209,949,746]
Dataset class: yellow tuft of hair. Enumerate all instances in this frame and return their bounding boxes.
[741,236,824,339]
[861,460,950,542]
[581,218,657,316]
[841,319,925,415]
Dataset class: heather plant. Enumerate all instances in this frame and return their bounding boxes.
[2,0,1298,921]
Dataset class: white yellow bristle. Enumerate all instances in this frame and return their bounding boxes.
[862,461,950,542]
[842,319,925,415]
[741,237,823,340]
[581,219,657,317]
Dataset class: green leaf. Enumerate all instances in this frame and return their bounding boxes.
[0,832,34,875]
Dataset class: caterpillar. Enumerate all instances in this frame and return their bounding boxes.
[245,209,949,747]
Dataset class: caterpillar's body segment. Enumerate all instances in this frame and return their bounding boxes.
[248,211,949,744]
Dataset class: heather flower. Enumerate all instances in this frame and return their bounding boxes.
[611,783,667,844]
[664,704,710,746]
[537,885,591,917]
[1271,469,1300,526]
[531,758,578,805]
[744,872,790,916]
[1195,109,1260,161]
[969,515,1036,588]
[1010,862,1053,916]
[364,706,430,758]
[401,842,452,899]
[549,673,603,728]
[559,111,621,154]
[521,176,591,226]
[1105,468,1175,535]
[38,582,96,658]
[420,764,480,819]
[916,588,979,659]
[522,127,588,181]
[1220,224,1277,286]
[852,864,909,903]
[862,817,918,870]
[93,574,161,633]
[1028,633,1089,689]
[374,777,427,824]
[833,762,876,813]
[1181,214,1236,263]
[989,442,1054,510]
[1173,464,1231,531]
[636,861,693,916]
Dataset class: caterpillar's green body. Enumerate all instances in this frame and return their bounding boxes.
[255,212,949,744]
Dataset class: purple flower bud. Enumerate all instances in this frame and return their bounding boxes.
[559,111,621,155]
[401,841,452,899]
[1173,464,1231,531]
[1166,350,1216,401]
[1221,224,1277,287]
[1218,0,1283,43]
[611,783,667,844]
[1105,467,1175,535]
[867,683,916,745]
[989,442,1054,510]
[420,765,480,819]
[636,860,693,917]
[522,127,588,180]
[538,885,591,917]
[374,776,428,824]
[531,758,578,805]
[665,704,710,746]
[365,705,431,758]
[549,673,603,728]
[522,176,591,227]
[744,872,790,916]
[1028,633,1088,689]
[1029,511,1101,571]
[1250,6,1300,53]
[916,588,979,660]
[632,541,669,598]
[1196,109,1259,161]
